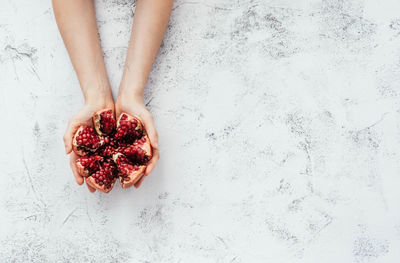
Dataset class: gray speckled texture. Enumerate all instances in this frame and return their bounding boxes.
[1,0,400,262]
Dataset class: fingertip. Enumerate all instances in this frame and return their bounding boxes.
[145,162,152,175]
[86,180,96,193]
[63,137,70,154]
[134,174,145,188]
[76,176,84,185]
[152,141,159,149]
[150,131,158,147]
[65,146,72,154]
[70,154,83,185]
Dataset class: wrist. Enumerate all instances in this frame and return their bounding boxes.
[84,90,114,109]
[117,89,144,105]
[83,83,114,109]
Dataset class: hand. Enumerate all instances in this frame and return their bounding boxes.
[63,101,114,193]
[115,95,160,188]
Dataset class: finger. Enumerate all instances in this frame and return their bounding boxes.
[63,120,77,154]
[145,148,160,176]
[86,180,96,193]
[69,153,84,185]
[134,174,145,188]
[142,114,159,149]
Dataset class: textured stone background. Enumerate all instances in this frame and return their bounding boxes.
[1,0,400,262]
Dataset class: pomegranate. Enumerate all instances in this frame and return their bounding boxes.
[72,109,152,193]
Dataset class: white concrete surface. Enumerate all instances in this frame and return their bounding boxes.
[1,0,400,262]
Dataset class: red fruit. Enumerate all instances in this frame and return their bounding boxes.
[72,126,104,156]
[112,153,146,189]
[86,161,118,193]
[76,155,103,177]
[114,113,143,143]
[93,109,116,136]
[71,110,152,193]
[121,135,152,163]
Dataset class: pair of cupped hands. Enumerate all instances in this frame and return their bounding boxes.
[63,95,159,193]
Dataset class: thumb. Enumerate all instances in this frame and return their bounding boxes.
[142,114,159,149]
[63,121,77,154]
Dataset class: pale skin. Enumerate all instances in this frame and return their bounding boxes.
[53,0,173,192]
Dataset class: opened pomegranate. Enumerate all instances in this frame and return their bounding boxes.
[73,109,152,193]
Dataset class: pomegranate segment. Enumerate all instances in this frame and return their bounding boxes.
[72,110,152,193]
[115,113,143,143]
[121,136,152,164]
[113,153,146,189]
[122,145,148,163]
[76,155,103,177]
[86,161,118,193]
[93,109,116,135]
[72,126,104,156]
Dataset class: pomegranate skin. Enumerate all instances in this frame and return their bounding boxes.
[121,166,146,189]
[76,155,103,177]
[121,135,152,163]
[86,176,116,193]
[135,135,152,159]
[115,113,144,142]
[112,152,146,189]
[93,109,116,136]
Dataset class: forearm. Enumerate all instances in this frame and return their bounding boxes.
[52,0,113,106]
[118,0,173,100]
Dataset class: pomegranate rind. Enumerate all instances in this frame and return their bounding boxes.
[119,165,146,189]
[137,134,152,159]
[116,113,143,131]
[115,113,144,141]
[93,109,116,136]
[122,135,152,163]
[86,176,116,193]
[121,166,146,189]
[75,155,103,177]
[85,161,118,193]
[76,162,89,177]
[72,126,104,156]
[112,152,146,189]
